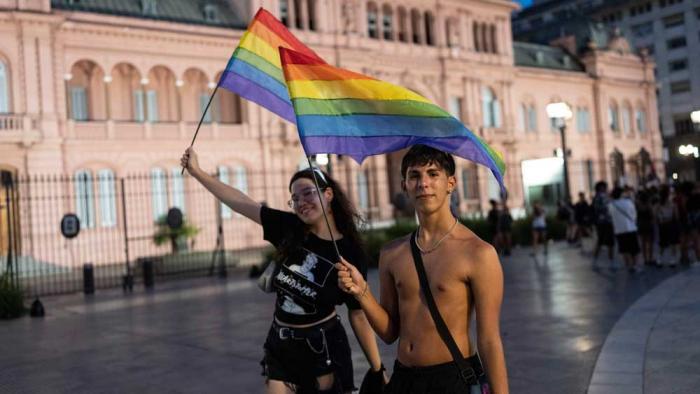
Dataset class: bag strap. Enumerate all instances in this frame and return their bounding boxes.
[610,201,635,223]
[409,231,478,385]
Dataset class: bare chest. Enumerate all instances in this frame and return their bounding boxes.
[392,249,469,303]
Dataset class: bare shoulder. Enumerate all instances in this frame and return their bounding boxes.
[379,233,411,260]
[454,224,499,269]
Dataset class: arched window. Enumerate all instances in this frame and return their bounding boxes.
[608,101,620,132]
[482,87,501,128]
[411,9,422,44]
[446,18,460,48]
[110,63,142,121]
[520,103,537,132]
[398,7,408,42]
[97,169,116,228]
[424,12,435,46]
[473,23,480,52]
[490,24,498,53]
[294,0,303,29]
[0,61,10,113]
[576,107,591,133]
[183,68,210,123]
[367,2,379,38]
[151,167,168,221]
[280,0,289,26]
[308,0,316,31]
[67,60,107,121]
[622,104,632,134]
[382,5,393,40]
[636,108,647,133]
[170,167,185,213]
[75,170,96,229]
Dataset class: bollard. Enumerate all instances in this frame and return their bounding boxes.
[142,259,154,289]
[83,263,95,295]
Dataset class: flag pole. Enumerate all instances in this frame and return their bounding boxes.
[181,83,221,175]
[306,155,342,260]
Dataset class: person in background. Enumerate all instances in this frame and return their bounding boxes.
[635,190,656,267]
[531,202,547,257]
[656,185,680,268]
[487,199,502,251]
[592,181,615,270]
[498,200,514,256]
[574,192,591,247]
[685,182,700,263]
[609,187,641,273]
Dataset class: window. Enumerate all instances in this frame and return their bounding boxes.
[461,169,470,199]
[424,13,435,46]
[674,116,693,135]
[75,170,95,229]
[294,0,303,28]
[659,0,682,8]
[308,0,316,31]
[622,107,631,135]
[357,170,369,211]
[482,87,501,128]
[280,0,289,26]
[448,96,463,120]
[170,167,185,213]
[0,61,8,113]
[97,169,117,228]
[576,108,591,133]
[631,21,654,37]
[667,37,686,49]
[383,10,393,40]
[151,168,167,221]
[663,13,684,28]
[203,4,218,22]
[519,104,526,132]
[460,167,479,199]
[146,90,158,122]
[70,86,88,121]
[398,8,408,42]
[669,59,687,71]
[200,94,211,123]
[367,4,378,39]
[217,166,232,219]
[411,10,422,44]
[636,109,647,133]
[527,106,537,132]
[670,80,691,94]
[608,104,619,132]
[630,2,652,16]
[133,90,145,122]
[142,0,157,15]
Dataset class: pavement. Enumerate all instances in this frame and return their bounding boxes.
[0,241,697,394]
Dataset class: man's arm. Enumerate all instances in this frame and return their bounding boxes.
[471,243,508,394]
[336,248,400,344]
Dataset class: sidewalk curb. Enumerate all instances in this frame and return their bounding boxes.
[586,267,695,394]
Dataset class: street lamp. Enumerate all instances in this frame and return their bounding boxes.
[692,110,700,132]
[546,102,573,202]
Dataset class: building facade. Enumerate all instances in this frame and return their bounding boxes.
[513,0,700,181]
[0,0,661,271]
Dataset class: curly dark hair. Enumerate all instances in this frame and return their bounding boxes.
[276,168,365,262]
[400,144,456,179]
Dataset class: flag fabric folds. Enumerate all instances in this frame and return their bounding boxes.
[278,47,507,192]
[219,8,323,123]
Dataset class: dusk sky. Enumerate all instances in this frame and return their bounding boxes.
[517,0,533,7]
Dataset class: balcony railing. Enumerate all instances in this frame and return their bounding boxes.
[0,114,41,144]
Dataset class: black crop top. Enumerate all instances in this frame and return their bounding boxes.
[261,206,367,325]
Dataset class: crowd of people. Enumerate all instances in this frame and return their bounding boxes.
[487,180,700,273]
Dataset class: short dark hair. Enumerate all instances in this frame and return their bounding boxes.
[595,181,608,193]
[611,187,623,199]
[400,145,456,179]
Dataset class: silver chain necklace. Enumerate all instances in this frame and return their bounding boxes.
[415,217,459,254]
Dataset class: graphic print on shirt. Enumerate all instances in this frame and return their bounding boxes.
[275,248,334,315]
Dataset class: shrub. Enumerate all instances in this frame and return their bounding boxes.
[0,274,25,319]
[153,214,200,254]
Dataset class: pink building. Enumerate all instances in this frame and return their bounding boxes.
[0,0,661,274]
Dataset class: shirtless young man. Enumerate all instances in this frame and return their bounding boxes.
[337,145,508,393]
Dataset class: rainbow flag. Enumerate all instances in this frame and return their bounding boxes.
[219,8,323,123]
[279,47,506,191]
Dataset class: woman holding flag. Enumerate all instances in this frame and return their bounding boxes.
[181,148,384,394]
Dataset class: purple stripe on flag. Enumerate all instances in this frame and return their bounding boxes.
[302,135,505,193]
[219,71,296,123]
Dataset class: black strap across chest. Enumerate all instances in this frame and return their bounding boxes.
[409,231,481,385]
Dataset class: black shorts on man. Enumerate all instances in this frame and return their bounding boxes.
[384,354,489,394]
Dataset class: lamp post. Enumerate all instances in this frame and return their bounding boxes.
[691,111,700,180]
[546,102,573,202]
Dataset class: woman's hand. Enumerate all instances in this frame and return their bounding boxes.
[336,258,367,299]
[180,147,200,175]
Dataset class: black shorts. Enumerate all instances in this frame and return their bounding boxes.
[596,223,615,246]
[384,355,489,394]
[261,316,354,393]
[616,232,640,256]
